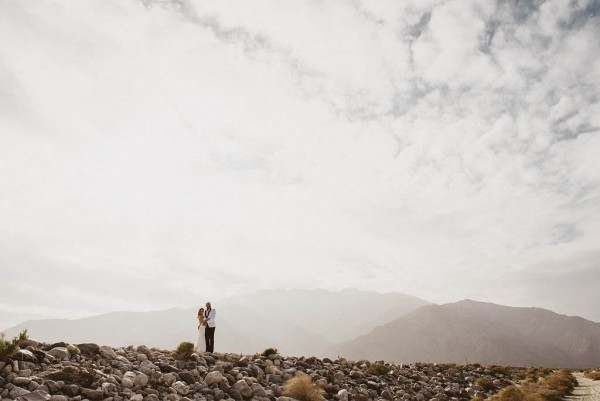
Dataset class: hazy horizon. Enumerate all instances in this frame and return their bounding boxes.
[3,287,600,332]
[1,1,599,331]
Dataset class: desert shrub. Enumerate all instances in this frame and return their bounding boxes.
[175,341,195,360]
[489,371,576,401]
[367,363,389,376]
[476,377,496,392]
[0,330,29,361]
[489,365,513,376]
[261,347,278,357]
[283,373,324,401]
[585,370,600,380]
[67,344,80,357]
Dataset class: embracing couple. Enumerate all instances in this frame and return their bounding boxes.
[195,301,216,353]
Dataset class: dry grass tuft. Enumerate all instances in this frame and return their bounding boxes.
[283,373,324,401]
[489,371,577,401]
[585,370,600,381]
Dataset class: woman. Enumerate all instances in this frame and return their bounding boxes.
[195,307,207,352]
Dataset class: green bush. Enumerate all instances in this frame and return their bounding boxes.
[283,373,324,401]
[0,330,29,361]
[367,363,389,376]
[261,347,278,357]
[175,341,195,360]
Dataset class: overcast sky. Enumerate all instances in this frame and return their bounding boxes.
[1,0,599,330]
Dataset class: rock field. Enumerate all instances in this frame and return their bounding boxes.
[1,340,517,401]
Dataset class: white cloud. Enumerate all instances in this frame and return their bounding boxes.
[1,0,599,329]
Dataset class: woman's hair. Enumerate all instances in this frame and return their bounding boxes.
[198,307,204,316]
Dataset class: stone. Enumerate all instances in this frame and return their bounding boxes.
[144,395,159,401]
[15,350,37,363]
[250,384,266,398]
[17,370,32,377]
[179,372,195,385]
[337,390,348,401]
[130,395,143,401]
[133,373,149,388]
[46,348,69,361]
[76,343,99,357]
[10,388,30,399]
[16,390,50,401]
[13,377,32,386]
[121,378,133,389]
[172,382,190,395]
[233,381,252,399]
[102,383,118,397]
[80,388,103,400]
[163,373,177,387]
[49,396,68,401]
[62,385,79,397]
[205,372,224,386]
[99,346,118,360]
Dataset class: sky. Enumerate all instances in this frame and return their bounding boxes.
[1,0,600,331]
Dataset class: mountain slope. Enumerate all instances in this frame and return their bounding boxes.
[330,299,600,368]
[3,288,428,356]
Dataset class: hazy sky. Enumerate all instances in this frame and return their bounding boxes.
[1,0,600,330]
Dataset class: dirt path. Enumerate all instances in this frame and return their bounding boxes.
[565,373,600,401]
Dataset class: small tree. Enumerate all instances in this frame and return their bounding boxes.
[0,330,29,361]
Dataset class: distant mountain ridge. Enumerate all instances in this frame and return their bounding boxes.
[2,288,429,356]
[330,299,600,368]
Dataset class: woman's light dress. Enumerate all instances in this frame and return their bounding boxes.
[196,320,206,352]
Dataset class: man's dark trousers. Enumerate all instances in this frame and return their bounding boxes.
[205,327,215,352]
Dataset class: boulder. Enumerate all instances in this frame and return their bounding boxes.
[16,390,50,401]
[234,380,253,399]
[205,371,225,386]
[75,343,99,357]
[99,346,117,360]
[172,381,190,395]
[46,348,69,361]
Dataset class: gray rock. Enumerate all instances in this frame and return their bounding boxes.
[10,388,30,399]
[337,390,348,401]
[179,372,195,385]
[46,348,69,361]
[16,390,50,401]
[49,396,68,401]
[76,343,99,357]
[80,388,103,400]
[13,377,32,387]
[99,346,118,360]
[62,385,79,397]
[15,350,37,363]
[133,373,149,388]
[121,378,133,389]
[205,372,224,386]
[251,384,266,398]
[163,373,177,387]
[173,382,190,395]
[27,382,39,392]
[17,370,32,378]
[233,381,252,399]
[130,395,143,401]
[144,395,159,401]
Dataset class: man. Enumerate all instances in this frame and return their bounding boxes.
[204,301,216,353]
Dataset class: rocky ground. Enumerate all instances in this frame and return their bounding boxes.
[1,341,519,401]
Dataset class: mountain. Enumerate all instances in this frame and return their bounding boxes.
[330,299,600,368]
[2,288,429,356]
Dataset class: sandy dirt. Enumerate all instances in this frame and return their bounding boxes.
[565,373,600,401]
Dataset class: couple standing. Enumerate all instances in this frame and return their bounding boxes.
[195,301,216,353]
